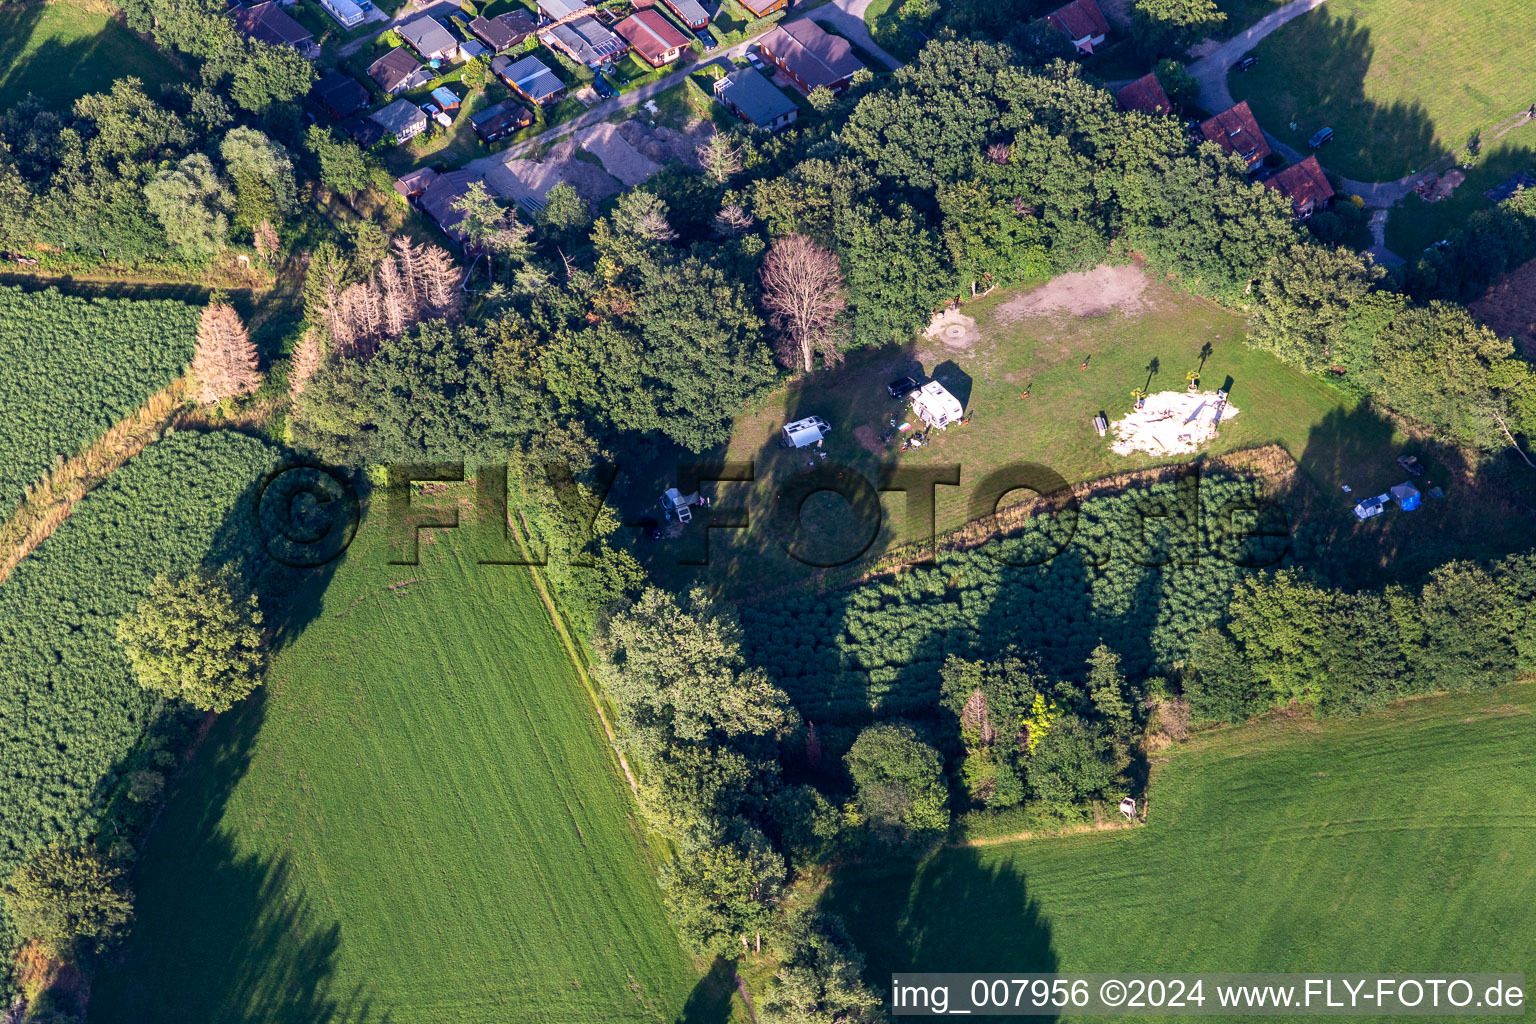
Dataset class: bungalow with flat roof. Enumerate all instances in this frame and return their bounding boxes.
[1046,0,1109,54]
[311,69,370,120]
[1116,72,1172,115]
[231,1,317,56]
[758,19,863,95]
[370,98,430,143]
[541,16,626,67]
[1198,100,1270,169]
[369,47,432,93]
[738,0,786,16]
[660,0,709,30]
[399,16,459,61]
[536,0,589,20]
[471,99,535,142]
[492,54,566,105]
[470,11,534,51]
[714,66,797,131]
[615,9,690,68]
[419,169,487,246]
[1265,155,1334,219]
[320,0,365,27]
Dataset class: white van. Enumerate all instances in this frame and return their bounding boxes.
[781,415,830,448]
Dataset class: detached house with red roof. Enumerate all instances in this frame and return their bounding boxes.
[1199,100,1271,170]
[1265,156,1334,219]
[615,9,691,68]
[1116,72,1172,115]
[1046,0,1109,55]
[758,19,864,96]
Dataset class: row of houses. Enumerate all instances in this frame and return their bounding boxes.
[1113,69,1335,220]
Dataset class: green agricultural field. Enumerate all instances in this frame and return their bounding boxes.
[0,2,186,110]
[617,270,1404,596]
[826,682,1536,1004]
[1229,0,1536,182]
[90,519,730,1024]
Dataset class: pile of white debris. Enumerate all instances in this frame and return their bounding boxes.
[1109,389,1239,456]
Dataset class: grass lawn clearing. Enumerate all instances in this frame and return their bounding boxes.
[90,515,730,1024]
[1229,0,1536,182]
[0,2,187,111]
[825,682,1536,999]
[1385,123,1536,257]
[614,268,1401,597]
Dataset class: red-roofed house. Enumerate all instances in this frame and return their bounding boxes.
[1198,100,1271,169]
[1265,156,1334,219]
[615,9,691,67]
[758,19,864,95]
[1046,0,1109,54]
[1116,72,1172,115]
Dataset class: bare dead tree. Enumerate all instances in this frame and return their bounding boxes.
[253,219,279,263]
[417,244,460,316]
[289,328,323,398]
[377,257,409,338]
[697,132,743,184]
[758,234,847,374]
[191,303,261,404]
[713,203,755,238]
[986,142,1012,165]
[391,235,426,313]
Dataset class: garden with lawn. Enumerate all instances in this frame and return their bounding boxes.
[1229,0,1536,182]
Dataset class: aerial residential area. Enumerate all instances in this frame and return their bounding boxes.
[1,0,1534,1020]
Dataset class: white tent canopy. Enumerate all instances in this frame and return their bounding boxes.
[909,381,963,430]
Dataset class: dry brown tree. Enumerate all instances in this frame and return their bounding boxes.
[697,132,743,184]
[713,203,754,238]
[758,233,847,373]
[253,220,280,263]
[191,303,261,404]
[288,328,323,398]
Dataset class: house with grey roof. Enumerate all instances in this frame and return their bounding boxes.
[540,16,625,67]
[492,54,566,105]
[369,47,432,94]
[398,15,459,61]
[713,67,797,131]
[370,99,430,143]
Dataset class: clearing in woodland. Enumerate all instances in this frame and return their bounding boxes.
[90,515,734,1024]
[825,682,1536,1003]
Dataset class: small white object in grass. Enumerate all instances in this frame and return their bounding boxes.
[1342,484,1352,493]
[645,99,659,114]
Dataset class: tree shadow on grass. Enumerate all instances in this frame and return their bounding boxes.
[90,689,383,1024]
[821,846,1059,1017]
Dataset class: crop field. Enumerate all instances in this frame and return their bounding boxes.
[90,518,724,1024]
[0,430,285,958]
[616,269,1404,596]
[0,286,201,518]
[0,1,187,110]
[1229,0,1536,181]
[825,682,1536,999]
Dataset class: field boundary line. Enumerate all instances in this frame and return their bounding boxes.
[0,376,187,586]
[509,511,641,796]
[956,818,1136,848]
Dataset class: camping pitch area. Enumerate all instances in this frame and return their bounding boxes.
[90,517,727,1024]
[825,681,1536,991]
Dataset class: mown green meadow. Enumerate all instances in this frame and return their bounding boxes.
[1230,0,1536,181]
[91,516,727,1024]
[0,1,187,110]
[826,682,1536,1008]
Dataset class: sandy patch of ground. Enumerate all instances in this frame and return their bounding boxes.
[476,136,622,206]
[923,307,981,351]
[618,117,713,171]
[1109,389,1239,457]
[574,121,663,186]
[1186,37,1222,60]
[995,265,1149,321]
[853,424,885,454]
[1472,257,1536,358]
[1097,0,1134,29]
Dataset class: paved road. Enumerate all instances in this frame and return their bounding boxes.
[807,0,901,71]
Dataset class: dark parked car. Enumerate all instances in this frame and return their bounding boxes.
[1397,454,1425,476]
[700,33,717,50]
[887,375,922,399]
[1308,126,1334,148]
[1233,54,1258,72]
[593,74,616,99]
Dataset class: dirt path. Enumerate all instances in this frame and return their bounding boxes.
[993,264,1148,321]
[0,379,187,586]
[957,818,1137,848]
